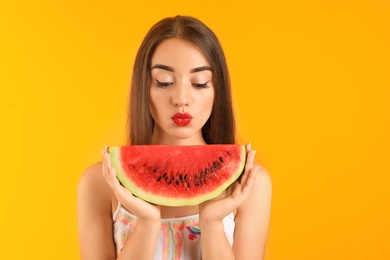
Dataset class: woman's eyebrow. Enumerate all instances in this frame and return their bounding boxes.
[151,64,174,72]
[190,66,212,73]
[150,64,212,73]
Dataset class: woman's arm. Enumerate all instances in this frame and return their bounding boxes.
[199,219,235,259]
[77,162,116,260]
[199,145,270,260]
[199,165,271,260]
[77,162,161,260]
[233,165,272,259]
[199,167,271,259]
[103,150,162,260]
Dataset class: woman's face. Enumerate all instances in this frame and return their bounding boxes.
[149,38,215,145]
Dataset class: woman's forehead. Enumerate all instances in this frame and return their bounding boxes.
[151,38,210,70]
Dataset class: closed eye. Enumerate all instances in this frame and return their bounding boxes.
[154,79,173,88]
[192,81,210,88]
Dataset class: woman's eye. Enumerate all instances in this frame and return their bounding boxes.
[154,79,172,87]
[193,81,210,88]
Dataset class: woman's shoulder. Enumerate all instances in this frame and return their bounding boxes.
[253,163,272,190]
[253,163,272,206]
[78,161,104,189]
[233,163,272,253]
[237,163,272,215]
[231,163,271,257]
[77,161,113,208]
[77,162,117,259]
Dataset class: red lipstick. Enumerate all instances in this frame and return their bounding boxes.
[171,112,193,126]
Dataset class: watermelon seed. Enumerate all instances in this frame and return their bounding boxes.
[175,180,180,185]
[187,183,190,188]
[168,180,172,185]
[157,176,162,182]
[179,174,183,181]
[153,168,158,173]
[213,162,217,168]
[184,174,188,180]
[227,151,231,156]
[220,157,224,162]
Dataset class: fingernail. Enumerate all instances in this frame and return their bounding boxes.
[248,143,252,150]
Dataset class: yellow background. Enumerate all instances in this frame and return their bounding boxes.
[1,0,389,259]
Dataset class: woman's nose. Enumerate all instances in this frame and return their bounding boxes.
[172,82,190,107]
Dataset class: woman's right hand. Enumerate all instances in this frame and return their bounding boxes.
[102,146,161,224]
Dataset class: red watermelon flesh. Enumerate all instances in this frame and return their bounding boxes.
[109,145,246,206]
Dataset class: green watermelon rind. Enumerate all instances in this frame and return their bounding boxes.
[109,145,246,206]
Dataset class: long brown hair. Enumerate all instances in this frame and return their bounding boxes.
[128,15,236,145]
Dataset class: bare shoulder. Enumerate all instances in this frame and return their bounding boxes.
[252,162,272,194]
[232,163,272,257]
[78,162,105,192]
[78,162,117,259]
[236,162,272,220]
[77,162,113,212]
[78,162,104,190]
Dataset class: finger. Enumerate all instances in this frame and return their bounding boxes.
[101,146,108,168]
[240,149,256,184]
[102,151,116,187]
[245,143,252,153]
[241,143,253,184]
[101,145,108,155]
[102,159,114,186]
[240,165,259,196]
[101,157,109,180]
[105,165,119,190]
[102,148,113,177]
[104,163,129,197]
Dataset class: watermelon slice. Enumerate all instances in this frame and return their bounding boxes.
[109,145,246,206]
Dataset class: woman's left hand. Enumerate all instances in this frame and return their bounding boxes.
[198,143,259,222]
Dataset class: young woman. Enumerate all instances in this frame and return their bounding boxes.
[78,15,272,260]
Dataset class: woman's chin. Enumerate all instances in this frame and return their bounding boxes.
[166,131,204,145]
